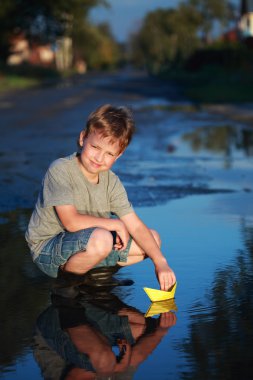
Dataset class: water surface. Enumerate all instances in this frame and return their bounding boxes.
[0,190,252,379]
[0,72,253,379]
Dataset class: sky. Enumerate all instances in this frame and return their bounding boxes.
[89,0,240,43]
[89,0,181,42]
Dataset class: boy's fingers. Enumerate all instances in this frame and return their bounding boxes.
[159,273,175,291]
[114,243,123,250]
[159,312,177,328]
[116,233,129,251]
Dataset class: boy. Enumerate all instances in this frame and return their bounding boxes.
[26,104,176,291]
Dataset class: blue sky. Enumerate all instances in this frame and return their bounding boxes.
[89,0,181,42]
[89,0,240,42]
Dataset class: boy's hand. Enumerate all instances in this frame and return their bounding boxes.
[159,312,177,329]
[155,258,176,291]
[114,234,123,250]
[113,219,130,251]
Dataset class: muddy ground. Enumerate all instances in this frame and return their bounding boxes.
[0,69,253,380]
[0,69,252,213]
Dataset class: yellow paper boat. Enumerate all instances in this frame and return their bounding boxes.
[143,282,177,302]
[145,299,178,318]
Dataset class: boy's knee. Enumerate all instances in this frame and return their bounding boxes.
[150,229,161,248]
[93,349,116,373]
[87,228,113,258]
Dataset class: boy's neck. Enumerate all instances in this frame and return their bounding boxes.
[76,156,99,184]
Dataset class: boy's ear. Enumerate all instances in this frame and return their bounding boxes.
[79,130,86,147]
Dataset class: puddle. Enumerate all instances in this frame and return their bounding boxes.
[0,191,252,379]
[1,74,253,379]
[137,102,199,113]
[164,124,253,193]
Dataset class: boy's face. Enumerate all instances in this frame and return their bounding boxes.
[78,131,122,181]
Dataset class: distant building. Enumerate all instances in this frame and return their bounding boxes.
[220,0,253,44]
[7,33,30,65]
[239,0,253,37]
[7,32,75,71]
[221,28,239,43]
[7,32,55,67]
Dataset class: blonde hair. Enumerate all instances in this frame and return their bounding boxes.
[78,104,135,153]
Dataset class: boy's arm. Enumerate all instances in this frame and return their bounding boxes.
[55,204,129,249]
[121,212,176,291]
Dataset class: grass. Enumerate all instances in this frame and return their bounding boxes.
[0,74,40,92]
[1,61,253,103]
[0,63,62,93]
[139,103,199,113]
[162,65,253,104]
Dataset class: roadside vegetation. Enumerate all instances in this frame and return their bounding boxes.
[161,43,253,103]
[130,0,253,104]
[165,65,253,103]
[0,0,120,93]
[1,0,253,103]
[0,63,62,92]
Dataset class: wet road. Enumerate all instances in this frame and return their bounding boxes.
[0,69,253,379]
[1,69,252,211]
[0,70,184,211]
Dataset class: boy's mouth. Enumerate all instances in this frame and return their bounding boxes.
[90,160,102,168]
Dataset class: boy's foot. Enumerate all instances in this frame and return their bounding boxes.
[52,265,134,298]
[51,285,80,299]
[83,277,134,288]
[81,265,134,288]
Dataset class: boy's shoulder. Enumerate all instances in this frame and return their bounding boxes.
[106,169,120,182]
[48,153,76,172]
[106,170,126,190]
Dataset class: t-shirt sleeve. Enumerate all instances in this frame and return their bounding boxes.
[109,174,134,217]
[40,162,74,208]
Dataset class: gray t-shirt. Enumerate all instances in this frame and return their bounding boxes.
[26,153,133,258]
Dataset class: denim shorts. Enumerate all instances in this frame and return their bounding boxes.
[34,228,132,278]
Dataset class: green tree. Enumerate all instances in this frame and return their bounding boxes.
[0,0,107,61]
[130,0,237,75]
[73,22,120,69]
[188,0,237,42]
[130,5,201,74]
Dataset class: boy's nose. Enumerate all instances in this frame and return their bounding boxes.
[95,151,104,162]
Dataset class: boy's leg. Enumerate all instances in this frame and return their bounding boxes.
[63,228,114,274]
[117,229,161,267]
[35,227,160,278]
[62,228,160,275]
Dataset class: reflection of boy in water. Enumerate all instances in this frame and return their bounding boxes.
[34,292,177,379]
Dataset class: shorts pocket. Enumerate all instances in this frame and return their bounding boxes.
[38,253,52,264]
[55,239,81,265]
[34,254,59,278]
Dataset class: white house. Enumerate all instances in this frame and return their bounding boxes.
[239,0,253,37]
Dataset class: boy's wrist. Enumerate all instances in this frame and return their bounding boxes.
[153,255,169,267]
[107,217,123,231]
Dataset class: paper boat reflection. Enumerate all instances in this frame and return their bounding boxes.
[145,298,178,318]
[143,282,177,302]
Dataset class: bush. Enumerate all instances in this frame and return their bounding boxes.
[0,63,61,79]
[185,43,253,72]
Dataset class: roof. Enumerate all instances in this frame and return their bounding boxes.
[241,0,253,14]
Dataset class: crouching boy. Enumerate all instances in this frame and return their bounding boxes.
[26,104,176,290]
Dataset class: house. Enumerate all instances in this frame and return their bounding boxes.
[239,0,253,37]
[7,32,30,65]
[7,32,55,67]
[221,0,253,45]
[7,32,74,71]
